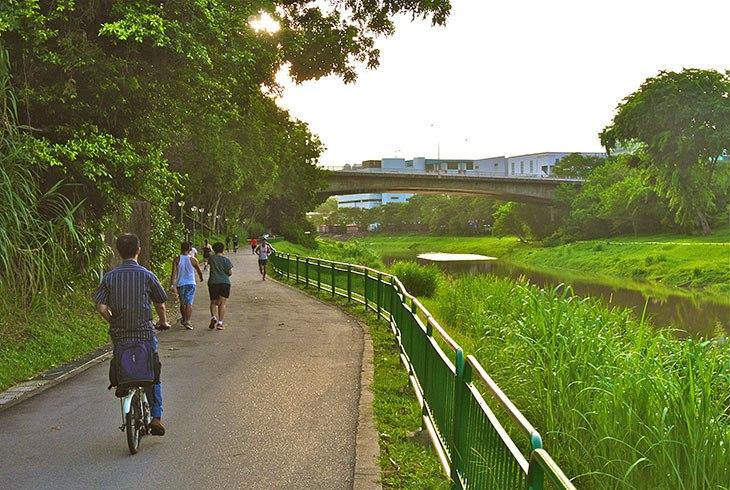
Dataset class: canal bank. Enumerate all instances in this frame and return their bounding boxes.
[360,232,730,336]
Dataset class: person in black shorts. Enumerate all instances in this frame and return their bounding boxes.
[202,239,213,271]
[206,242,232,330]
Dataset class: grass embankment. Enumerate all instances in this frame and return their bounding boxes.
[360,231,730,296]
[0,286,109,392]
[430,277,729,489]
[270,275,448,488]
[274,239,730,489]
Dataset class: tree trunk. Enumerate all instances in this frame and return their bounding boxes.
[211,192,222,233]
[697,210,711,235]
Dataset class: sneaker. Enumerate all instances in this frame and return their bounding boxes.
[216,323,224,330]
[149,418,165,436]
[209,318,217,330]
[184,321,193,330]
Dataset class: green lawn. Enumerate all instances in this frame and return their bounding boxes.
[338,231,730,296]
[0,287,109,392]
[358,234,522,260]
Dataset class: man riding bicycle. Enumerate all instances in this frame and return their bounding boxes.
[94,233,170,436]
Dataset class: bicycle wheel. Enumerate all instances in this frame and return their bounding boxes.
[126,391,141,454]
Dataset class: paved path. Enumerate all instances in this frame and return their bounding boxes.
[0,252,374,489]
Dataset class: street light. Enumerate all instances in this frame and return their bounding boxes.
[190,205,198,238]
[177,200,185,224]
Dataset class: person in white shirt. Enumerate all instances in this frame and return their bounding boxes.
[254,239,276,281]
[171,241,204,329]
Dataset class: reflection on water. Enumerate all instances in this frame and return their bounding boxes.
[401,255,729,337]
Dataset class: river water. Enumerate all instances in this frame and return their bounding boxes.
[393,254,729,338]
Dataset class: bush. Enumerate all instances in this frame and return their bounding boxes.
[390,261,441,297]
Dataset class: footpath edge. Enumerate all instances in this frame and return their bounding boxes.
[0,345,112,413]
[269,275,382,490]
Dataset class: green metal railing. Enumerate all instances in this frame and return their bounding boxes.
[271,253,576,490]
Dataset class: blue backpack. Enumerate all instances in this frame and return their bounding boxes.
[110,340,157,389]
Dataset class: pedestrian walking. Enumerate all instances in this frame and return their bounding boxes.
[202,239,213,271]
[170,241,204,329]
[207,242,233,330]
[250,237,257,255]
[225,235,231,252]
[232,234,239,253]
[254,238,276,281]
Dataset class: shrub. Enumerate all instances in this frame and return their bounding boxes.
[390,261,441,297]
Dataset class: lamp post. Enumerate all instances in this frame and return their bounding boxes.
[177,200,185,224]
[190,205,198,238]
[216,215,221,234]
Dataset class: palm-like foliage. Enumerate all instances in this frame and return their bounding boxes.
[0,47,84,301]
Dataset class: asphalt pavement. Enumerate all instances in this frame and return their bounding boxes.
[0,250,374,489]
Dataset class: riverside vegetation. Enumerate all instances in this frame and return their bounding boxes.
[274,238,730,489]
[358,232,730,297]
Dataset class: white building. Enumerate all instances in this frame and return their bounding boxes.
[337,192,413,209]
[506,152,605,177]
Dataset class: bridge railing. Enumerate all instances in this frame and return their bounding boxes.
[319,166,584,182]
[270,253,577,490]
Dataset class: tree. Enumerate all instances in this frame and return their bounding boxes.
[491,202,556,242]
[492,203,532,242]
[0,0,452,258]
[555,155,671,240]
[600,69,730,234]
[552,153,606,179]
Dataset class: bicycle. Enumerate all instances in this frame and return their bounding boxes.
[119,387,151,454]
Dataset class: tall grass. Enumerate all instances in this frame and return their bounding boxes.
[0,46,85,303]
[390,261,442,297]
[434,275,730,489]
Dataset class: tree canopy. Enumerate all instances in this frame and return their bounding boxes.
[600,69,730,233]
[0,0,451,270]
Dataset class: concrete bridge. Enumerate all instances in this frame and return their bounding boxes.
[321,170,582,204]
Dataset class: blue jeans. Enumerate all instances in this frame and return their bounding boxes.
[144,337,163,419]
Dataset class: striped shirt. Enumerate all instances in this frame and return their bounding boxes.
[94,260,168,342]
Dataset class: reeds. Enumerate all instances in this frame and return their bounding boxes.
[435,275,729,489]
[0,46,84,303]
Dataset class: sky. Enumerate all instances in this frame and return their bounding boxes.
[276,0,730,167]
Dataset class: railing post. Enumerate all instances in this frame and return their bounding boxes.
[526,454,545,490]
[317,259,321,290]
[376,272,382,317]
[364,269,369,312]
[295,256,300,283]
[390,277,397,319]
[451,348,468,488]
[347,265,352,302]
[331,262,336,297]
[526,432,545,490]
[305,258,309,287]
[421,315,433,431]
